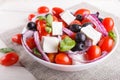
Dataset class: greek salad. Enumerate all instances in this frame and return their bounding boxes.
[12,6,116,65]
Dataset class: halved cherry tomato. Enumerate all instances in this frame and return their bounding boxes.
[28,14,35,21]
[86,45,101,60]
[102,17,114,32]
[55,53,72,65]
[52,7,64,18]
[70,20,81,25]
[37,6,49,14]
[47,53,56,63]
[74,8,90,16]
[26,37,36,49]
[98,36,114,52]
[12,33,22,45]
[0,52,19,66]
[37,20,49,39]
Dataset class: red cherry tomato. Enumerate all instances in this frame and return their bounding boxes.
[86,45,101,60]
[70,20,81,25]
[102,17,114,32]
[74,8,90,16]
[52,7,64,18]
[81,18,91,24]
[28,14,35,21]
[47,53,56,63]
[98,36,114,52]
[0,52,19,66]
[12,34,22,45]
[37,6,49,14]
[26,37,36,49]
[55,53,72,65]
[37,20,49,39]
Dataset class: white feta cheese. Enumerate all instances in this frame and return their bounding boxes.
[52,22,63,35]
[81,25,102,45]
[42,36,59,53]
[60,10,75,25]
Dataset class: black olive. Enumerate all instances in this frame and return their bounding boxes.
[75,14,83,21]
[81,22,93,27]
[71,42,85,51]
[69,24,81,32]
[75,32,86,43]
[27,22,36,31]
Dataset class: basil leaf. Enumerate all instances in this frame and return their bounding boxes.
[46,14,53,26]
[33,48,42,57]
[37,16,46,20]
[108,31,116,41]
[0,48,14,53]
[59,36,76,51]
[45,27,52,33]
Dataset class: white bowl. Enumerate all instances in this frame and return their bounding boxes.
[22,2,119,71]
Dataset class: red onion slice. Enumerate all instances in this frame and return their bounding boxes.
[63,27,74,36]
[22,30,34,53]
[84,14,108,36]
[34,31,50,62]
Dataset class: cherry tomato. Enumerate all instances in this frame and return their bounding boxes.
[52,7,64,18]
[37,6,49,14]
[74,8,90,16]
[26,37,36,49]
[0,52,19,66]
[12,33,22,45]
[37,20,49,39]
[81,18,91,24]
[47,53,56,63]
[70,20,81,25]
[98,36,114,52]
[86,45,101,60]
[55,53,72,65]
[102,17,114,32]
[28,14,35,21]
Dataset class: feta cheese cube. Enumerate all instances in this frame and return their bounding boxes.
[81,25,102,45]
[52,22,63,35]
[42,36,59,53]
[60,10,75,25]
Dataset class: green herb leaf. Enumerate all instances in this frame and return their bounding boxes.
[37,16,46,20]
[45,27,52,33]
[59,36,76,52]
[108,31,116,41]
[33,48,42,58]
[46,14,53,26]
[0,48,14,53]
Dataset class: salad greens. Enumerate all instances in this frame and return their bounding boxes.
[59,36,76,51]
[0,48,14,53]
[108,31,116,41]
